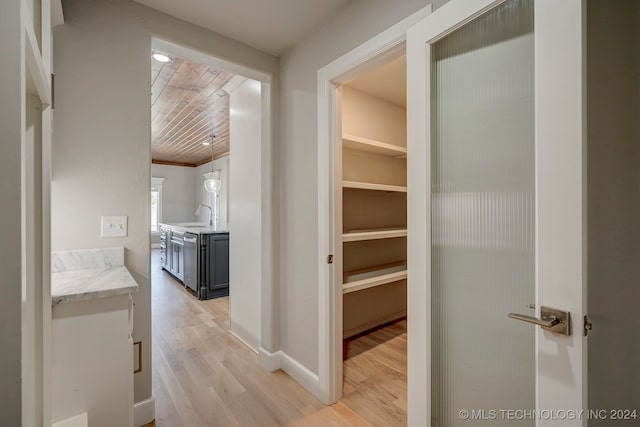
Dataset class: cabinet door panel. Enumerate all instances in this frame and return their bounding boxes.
[209,234,229,291]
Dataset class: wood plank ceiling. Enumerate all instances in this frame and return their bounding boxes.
[151,54,234,167]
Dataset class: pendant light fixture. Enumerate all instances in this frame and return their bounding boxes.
[203,171,222,193]
[203,135,222,194]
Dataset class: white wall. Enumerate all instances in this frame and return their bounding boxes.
[52,0,278,409]
[195,156,230,226]
[151,164,197,223]
[228,79,263,350]
[587,0,640,420]
[278,0,445,377]
[0,0,23,424]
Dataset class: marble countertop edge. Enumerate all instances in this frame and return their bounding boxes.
[52,266,139,306]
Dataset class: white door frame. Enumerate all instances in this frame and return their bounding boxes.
[316,6,431,405]
[151,37,277,358]
[21,0,54,425]
[407,0,587,425]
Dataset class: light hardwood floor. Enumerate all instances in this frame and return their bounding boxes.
[342,319,407,426]
[150,250,407,426]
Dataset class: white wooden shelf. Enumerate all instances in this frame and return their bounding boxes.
[343,263,407,294]
[343,180,407,192]
[343,227,407,242]
[343,134,407,157]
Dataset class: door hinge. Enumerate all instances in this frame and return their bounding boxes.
[583,315,593,336]
[327,254,334,264]
[51,73,55,109]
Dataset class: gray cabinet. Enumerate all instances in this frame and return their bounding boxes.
[160,225,229,300]
[198,233,229,300]
[171,241,184,280]
[171,240,184,281]
[161,228,185,282]
[160,227,169,269]
[183,233,198,292]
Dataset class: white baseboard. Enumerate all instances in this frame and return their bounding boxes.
[258,347,281,372]
[134,396,155,427]
[52,413,88,427]
[229,329,259,354]
[280,352,320,397]
[256,348,320,400]
[281,352,319,396]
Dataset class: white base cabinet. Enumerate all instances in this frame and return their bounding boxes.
[52,294,134,427]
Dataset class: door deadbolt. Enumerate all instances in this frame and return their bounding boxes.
[583,315,593,336]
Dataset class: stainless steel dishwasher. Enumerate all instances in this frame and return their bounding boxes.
[183,233,198,292]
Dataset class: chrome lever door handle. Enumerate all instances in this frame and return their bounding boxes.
[508,305,572,336]
[508,313,558,328]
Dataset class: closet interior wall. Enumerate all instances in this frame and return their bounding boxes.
[341,83,408,338]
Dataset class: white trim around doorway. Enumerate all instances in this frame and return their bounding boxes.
[315,5,431,407]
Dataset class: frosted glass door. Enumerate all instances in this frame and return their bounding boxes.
[430,0,535,425]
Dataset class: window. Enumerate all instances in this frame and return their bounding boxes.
[151,188,160,232]
[151,177,165,233]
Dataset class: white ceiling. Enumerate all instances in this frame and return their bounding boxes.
[346,55,407,108]
[134,0,351,56]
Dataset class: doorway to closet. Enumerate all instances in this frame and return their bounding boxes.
[315,8,430,421]
[339,53,409,425]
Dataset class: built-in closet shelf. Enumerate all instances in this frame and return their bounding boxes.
[343,263,407,294]
[343,181,407,193]
[343,228,407,242]
[342,134,407,157]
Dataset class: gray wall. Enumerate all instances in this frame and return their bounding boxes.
[278,0,446,373]
[53,0,277,405]
[151,164,197,224]
[587,0,640,420]
[0,0,23,424]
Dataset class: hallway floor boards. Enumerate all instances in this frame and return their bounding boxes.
[151,250,407,426]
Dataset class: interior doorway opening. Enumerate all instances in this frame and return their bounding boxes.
[148,39,276,419]
[339,53,408,424]
[316,8,430,419]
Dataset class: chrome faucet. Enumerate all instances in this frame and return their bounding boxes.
[195,204,213,226]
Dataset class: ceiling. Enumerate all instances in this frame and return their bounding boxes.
[345,55,407,108]
[151,55,234,166]
[134,0,350,56]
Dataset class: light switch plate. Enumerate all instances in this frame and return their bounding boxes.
[101,215,128,238]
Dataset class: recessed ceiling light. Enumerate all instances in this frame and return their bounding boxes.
[151,53,172,63]
[202,141,211,146]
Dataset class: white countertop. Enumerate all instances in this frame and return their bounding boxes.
[160,222,230,234]
[51,247,138,305]
[52,266,138,305]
